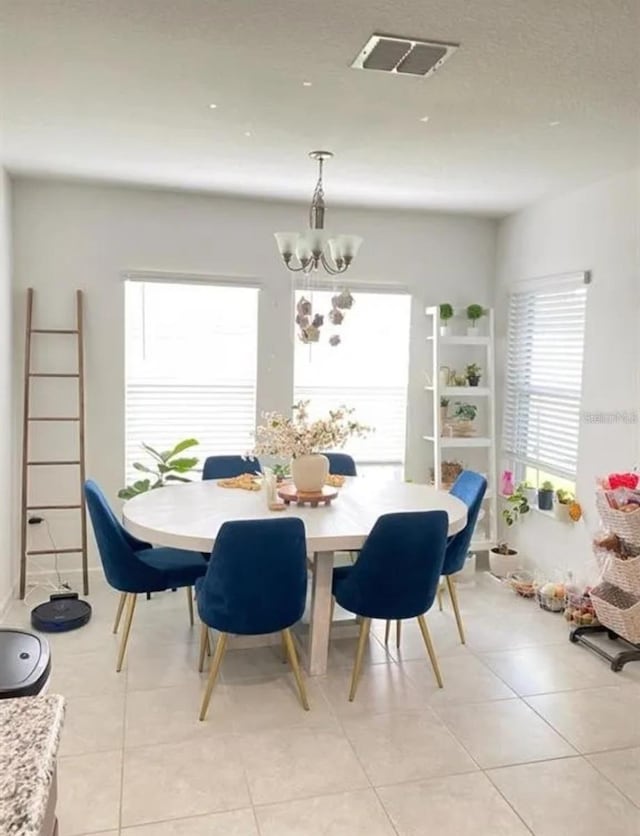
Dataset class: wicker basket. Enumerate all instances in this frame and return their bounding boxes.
[595,492,640,547]
[590,582,640,644]
[601,551,640,595]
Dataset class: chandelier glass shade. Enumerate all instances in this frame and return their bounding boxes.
[274,151,363,275]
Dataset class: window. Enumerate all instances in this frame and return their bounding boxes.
[293,288,411,477]
[502,273,588,488]
[125,280,258,479]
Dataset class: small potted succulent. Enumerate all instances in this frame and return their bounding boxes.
[466,304,485,336]
[440,396,449,424]
[439,303,454,336]
[538,480,554,511]
[555,488,574,522]
[465,363,482,387]
[490,485,529,576]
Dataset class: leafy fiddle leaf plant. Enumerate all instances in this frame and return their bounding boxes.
[119,438,199,499]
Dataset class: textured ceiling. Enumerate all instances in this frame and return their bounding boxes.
[1,0,639,215]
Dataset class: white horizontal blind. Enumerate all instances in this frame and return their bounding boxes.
[503,276,587,480]
[294,289,411,466]
[125,281,258,479]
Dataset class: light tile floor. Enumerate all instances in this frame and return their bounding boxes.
[4,574,640,835]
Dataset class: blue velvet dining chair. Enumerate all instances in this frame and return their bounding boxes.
[324,452,357,477]
[196,517,309,721]
[84,480,208,672]
[202,455,262,481]
[438,470,487,644]
[332,510,449,701]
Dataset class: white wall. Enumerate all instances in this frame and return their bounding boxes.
[495,168,640,582]
[0,170,14,613]
[11,177,496,580]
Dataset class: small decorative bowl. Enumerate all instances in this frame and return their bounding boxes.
[536,588,566,612]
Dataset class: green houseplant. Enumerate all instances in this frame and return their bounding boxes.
[538,479,555,511]
[465,362,482,387]
[466,304,485,336]
[119,438,200,499]
[490,485,529,576]
[439,395,449,424]
[555,488,574,522]
[439,303,454,337]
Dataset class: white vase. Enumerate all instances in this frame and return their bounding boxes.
[291,454,329,493]
[440,324,450,337]
[467,325,479,337]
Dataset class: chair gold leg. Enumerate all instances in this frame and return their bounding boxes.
[186,585,194,627]
[281,632,288,663]
[384,620,390,644]
[446,575,466,644]
[199,632,228,721]
[198,623,210,672]
[330,595,336,623]
[417,614,443,688]
[437,583,444,612]
[396,619,402,649]
[282,628,310,711]
[112,592,126,634]
[348,617,371,702]
[116,593,137,673]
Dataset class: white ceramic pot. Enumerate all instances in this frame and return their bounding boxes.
[525,487,538,506]
[291,454,329,493]
[554,503,571,522]
[467,325,479,337]
[489,548,521,578]
[440,324,450,337]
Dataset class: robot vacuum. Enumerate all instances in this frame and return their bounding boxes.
[0,629,51,698]
[31,592,92,633]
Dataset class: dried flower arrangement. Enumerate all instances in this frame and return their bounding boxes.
[253,400,370,459]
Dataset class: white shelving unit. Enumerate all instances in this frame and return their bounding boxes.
[424,306,498,552]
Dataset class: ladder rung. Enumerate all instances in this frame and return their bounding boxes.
[27,460,81,466]
[27,548,83,555]
[29,373,80,378]
[27,505,82,510]
[28,417,80,422]
[31,329,79,335]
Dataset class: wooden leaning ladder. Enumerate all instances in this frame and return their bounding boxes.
[19,288,89,599]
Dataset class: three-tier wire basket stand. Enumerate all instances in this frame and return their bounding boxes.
[570,491,640,670]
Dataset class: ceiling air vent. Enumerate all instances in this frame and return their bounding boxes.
[351,33,459,78]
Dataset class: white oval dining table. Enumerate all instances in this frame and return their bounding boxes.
[123,478,467,675]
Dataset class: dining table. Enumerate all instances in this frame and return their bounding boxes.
[122,477,468,675]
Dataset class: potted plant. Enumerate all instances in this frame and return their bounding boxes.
[439,303,454,336]
[520,481,538,506]
[555,488,574,522]
[465,363,482,387]
[490,486,529,576]
[119,438,199,499]
[452,402,478,437]
[253,400,369,494]
[272,463,290,483]
[440,396,449,424]
[538,480,554,511]
[466,304,485,336]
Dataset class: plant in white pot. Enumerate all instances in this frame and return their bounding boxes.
[466,304,485,336]
[490,486,530,577]
[439,303,454,336]
[253,401,370,494]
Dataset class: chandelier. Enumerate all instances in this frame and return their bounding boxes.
[274,151,363,275]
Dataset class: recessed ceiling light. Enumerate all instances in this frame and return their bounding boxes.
[302,81,312,87]
[419,115,430,123]
[244,131,252,137]
[209,103,218,109]
[549,120,560,127]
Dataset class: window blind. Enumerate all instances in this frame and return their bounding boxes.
[502,275,588,480]
[125,281,258,479]
[293,289,411,466]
